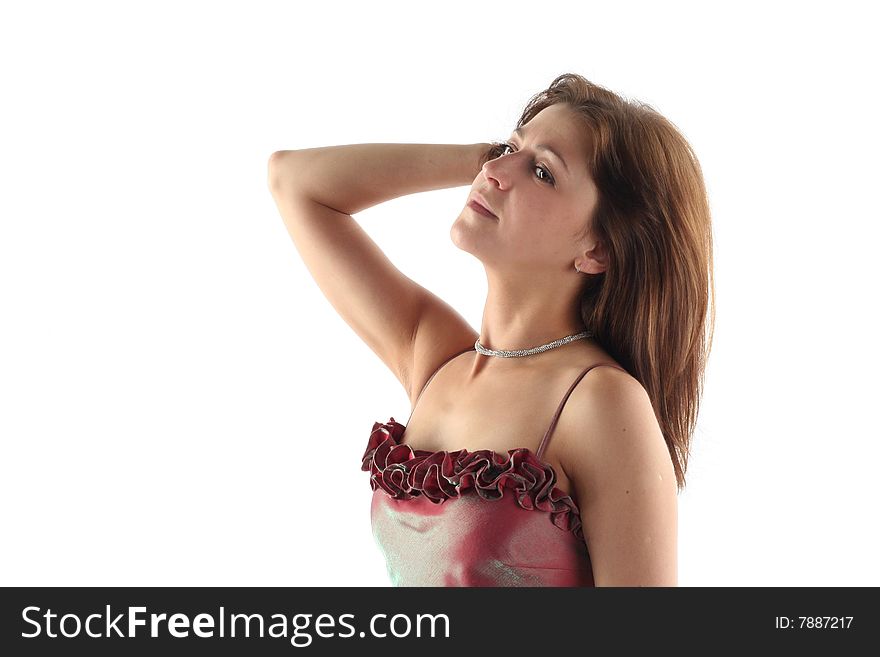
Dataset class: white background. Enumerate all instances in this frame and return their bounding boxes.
[2,0,877,586]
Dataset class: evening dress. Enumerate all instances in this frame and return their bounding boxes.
[361,346,627,586]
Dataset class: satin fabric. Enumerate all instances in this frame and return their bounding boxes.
[362,417,595,587]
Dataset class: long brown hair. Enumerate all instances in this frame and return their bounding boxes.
[480,73,716,491]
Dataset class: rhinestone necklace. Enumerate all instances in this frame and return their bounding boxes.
[474,329,593,358]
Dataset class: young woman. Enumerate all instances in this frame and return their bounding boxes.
[268,73,715,587]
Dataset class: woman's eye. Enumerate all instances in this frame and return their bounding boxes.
[497,142,555,185]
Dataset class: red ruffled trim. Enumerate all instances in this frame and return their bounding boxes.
[361,417,584,541]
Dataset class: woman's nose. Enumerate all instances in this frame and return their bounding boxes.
[482,155,508,189]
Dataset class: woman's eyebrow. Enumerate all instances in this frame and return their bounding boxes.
[512,126,570,175]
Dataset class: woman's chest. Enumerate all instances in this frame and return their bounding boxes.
[399,381,578,498]
[403,399,551,453]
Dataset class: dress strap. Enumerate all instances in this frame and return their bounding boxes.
[536,363,628,461]
[405,345,476,425]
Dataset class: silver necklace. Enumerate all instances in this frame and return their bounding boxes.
[474,329,593,358]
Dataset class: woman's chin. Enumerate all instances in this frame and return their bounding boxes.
[453,208,496,234]
[450,216,486,254]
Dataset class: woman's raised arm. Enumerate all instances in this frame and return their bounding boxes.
[267,142,489,403]
[269,143,489,215]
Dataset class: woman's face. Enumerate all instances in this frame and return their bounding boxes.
[452,102,600,273]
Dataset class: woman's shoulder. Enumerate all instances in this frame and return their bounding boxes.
[551,356,678,586]
[557,343,646,428]
[550,345,654,462]
[553,352,666,486]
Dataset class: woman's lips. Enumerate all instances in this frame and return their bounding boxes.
[468,200,497,219]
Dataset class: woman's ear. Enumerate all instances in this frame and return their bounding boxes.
[576,241,608,275]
